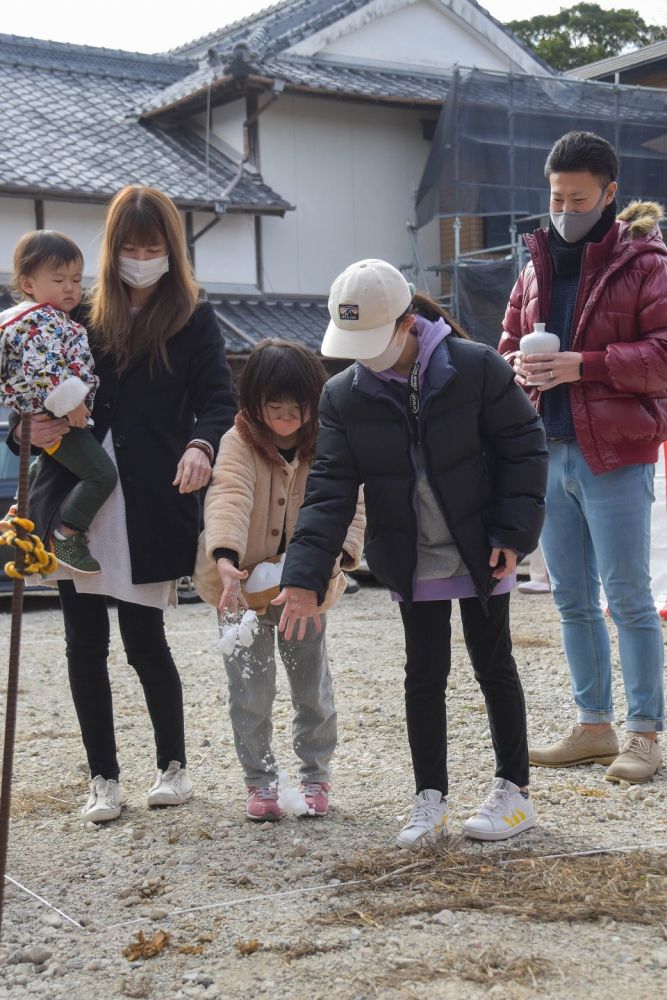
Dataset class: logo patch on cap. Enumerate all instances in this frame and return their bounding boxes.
[339,304,359,321]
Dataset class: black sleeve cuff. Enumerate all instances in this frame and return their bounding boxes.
[213,548,239,568]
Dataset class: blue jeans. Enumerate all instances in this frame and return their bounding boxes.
[540,442,664,733]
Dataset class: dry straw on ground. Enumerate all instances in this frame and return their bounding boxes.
[9,779,87,819]
[324,844,667,926]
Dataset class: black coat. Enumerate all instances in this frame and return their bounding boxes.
[24,300,236,584]
[282,336,548,605]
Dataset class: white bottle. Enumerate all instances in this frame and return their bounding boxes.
[520,323,560,386]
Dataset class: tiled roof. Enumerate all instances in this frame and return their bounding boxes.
[170,0,370,59]
[0,33,194,83]
[171,0,551,74]
[0,34,291,214]
[142,0,548,117]
[140,53,451,116]
[209,294,329,353]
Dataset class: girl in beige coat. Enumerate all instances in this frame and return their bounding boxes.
[195,340,365,821]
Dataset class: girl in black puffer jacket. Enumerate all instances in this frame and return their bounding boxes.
[275,259,547,849]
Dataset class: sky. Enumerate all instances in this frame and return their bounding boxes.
[3,0,667,53]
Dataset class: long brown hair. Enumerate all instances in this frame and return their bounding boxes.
[90,186,200,372]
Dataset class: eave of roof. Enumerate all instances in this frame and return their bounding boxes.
[209,291,329,354]
[139,54,451,120]
[0,182,291,215]
[565,40,667,80]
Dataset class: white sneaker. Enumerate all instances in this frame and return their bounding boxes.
[395,789,449,849]
[82,776,126,823]
[517,580,551,594]
[463,778,536,841]
[147,760,193,807]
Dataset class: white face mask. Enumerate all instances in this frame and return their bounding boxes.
[118,255,169,288]
[359,327,408,373]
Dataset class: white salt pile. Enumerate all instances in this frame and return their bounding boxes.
[276,768,309,817]
[217,610,259,655]
[237,609,258,647]
[218,627,238,656]
[245,554,285,594]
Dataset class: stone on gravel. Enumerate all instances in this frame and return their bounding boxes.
[22,946,53,965]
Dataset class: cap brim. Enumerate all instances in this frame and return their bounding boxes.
[321,318,396,360]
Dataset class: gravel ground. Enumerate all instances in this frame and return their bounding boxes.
[0,583,666,1000]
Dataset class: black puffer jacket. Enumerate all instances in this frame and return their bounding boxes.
[282,335,547,605]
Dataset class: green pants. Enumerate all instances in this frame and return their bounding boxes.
[48,428,117,533]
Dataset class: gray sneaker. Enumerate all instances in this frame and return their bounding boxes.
[53,532,101,574]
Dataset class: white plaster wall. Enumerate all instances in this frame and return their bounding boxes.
[43,201,107,278]
[0,198,38,278]
[192,211,257,287]
[301,0,514,73]
[258,95,440,295]
[206,99,246,160]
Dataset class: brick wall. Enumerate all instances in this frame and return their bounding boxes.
[438,216,484,294]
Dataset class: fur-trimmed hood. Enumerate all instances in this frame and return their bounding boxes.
[617,200,665,238]
[234,411,316,465]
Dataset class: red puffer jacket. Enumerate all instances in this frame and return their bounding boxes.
[499,202,667,474]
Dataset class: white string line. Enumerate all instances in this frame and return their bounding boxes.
[7,840,667,935]
[497,842,667,864]
[104,879,368,931]
[4,875,89,932]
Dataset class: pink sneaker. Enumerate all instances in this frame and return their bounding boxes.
[300,781,331,816]
[246,786,283,821]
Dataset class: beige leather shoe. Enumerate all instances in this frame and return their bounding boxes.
[530,723,619,767]
[605,736,661,784]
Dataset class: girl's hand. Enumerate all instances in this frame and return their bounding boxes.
[513,351,583,389]
[66,401,90,429]
[15,412,70,449]
[272,587,321,641]
[217,558,248,614]
[490,547,518,580]
[173,448,212,494]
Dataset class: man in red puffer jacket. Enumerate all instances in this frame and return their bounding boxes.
[499,130,666,785]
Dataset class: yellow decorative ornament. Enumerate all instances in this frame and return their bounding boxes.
[0,512,58,579]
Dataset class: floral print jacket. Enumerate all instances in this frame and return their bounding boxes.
[0,301,98,416]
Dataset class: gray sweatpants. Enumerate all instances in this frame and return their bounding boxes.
[219,604,337,787]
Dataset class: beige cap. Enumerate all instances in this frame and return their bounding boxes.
[322,258,413,359]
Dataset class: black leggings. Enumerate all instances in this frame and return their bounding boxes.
[59,581,186,780]
[399,593,529,795]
